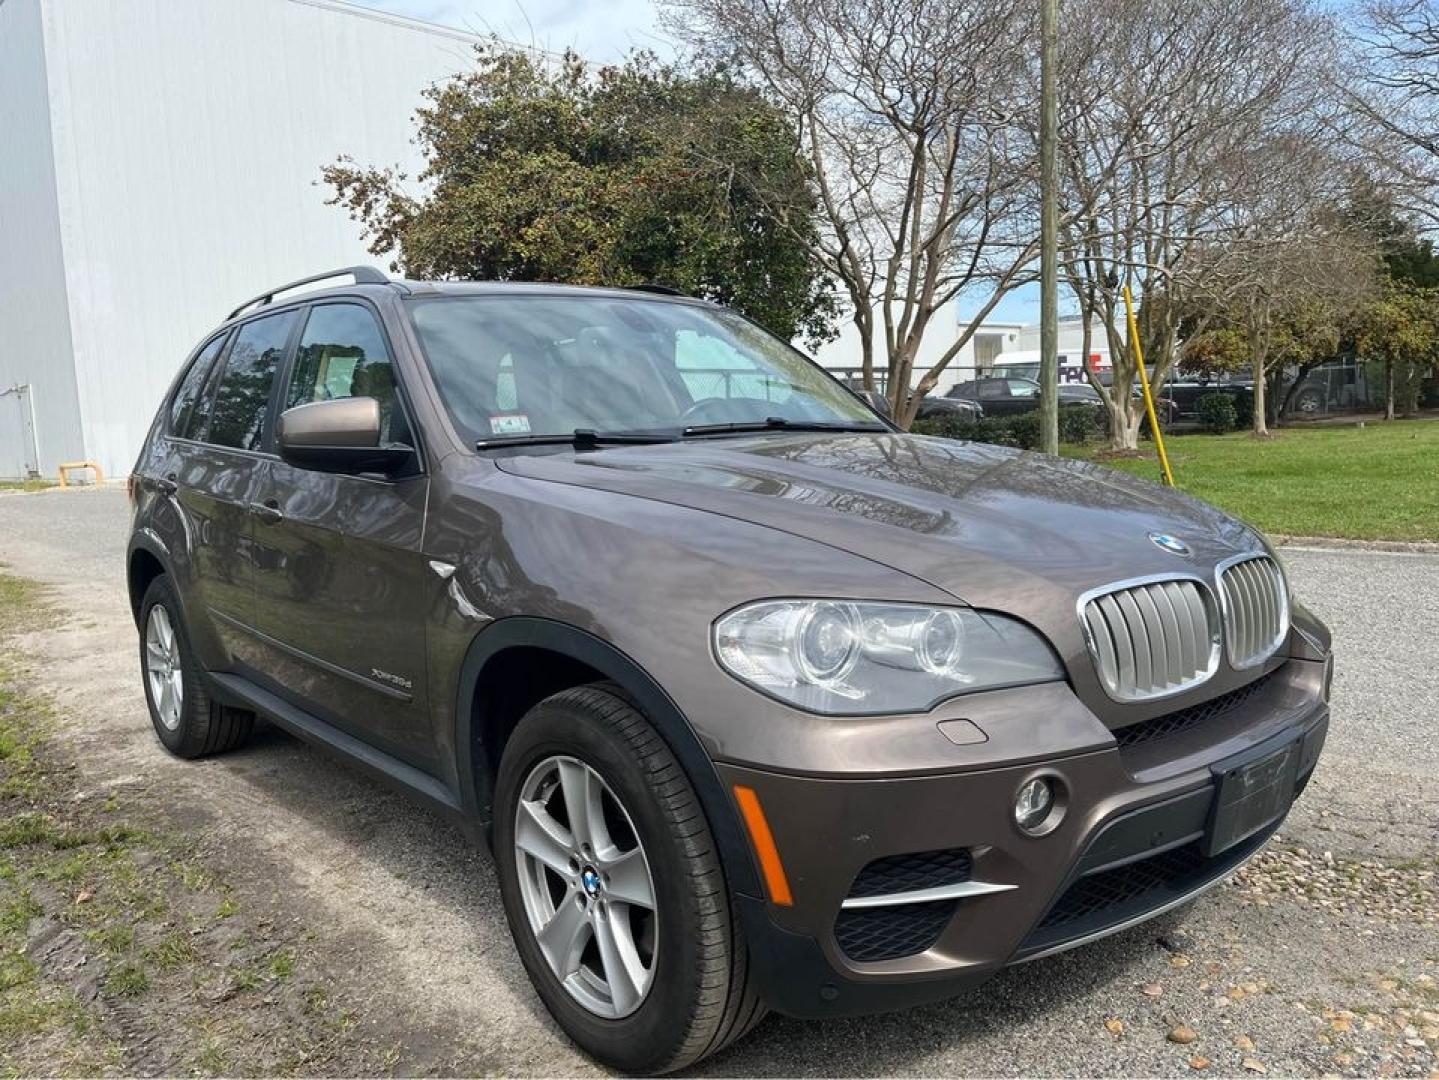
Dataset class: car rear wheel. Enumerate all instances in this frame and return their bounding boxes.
[493,684,764,1073]
[138,575,253,758]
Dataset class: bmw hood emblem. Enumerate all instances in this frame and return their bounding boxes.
[1148,532,1191,557]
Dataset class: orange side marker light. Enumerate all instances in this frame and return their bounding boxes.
[732,784,793,907]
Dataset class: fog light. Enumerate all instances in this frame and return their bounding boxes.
[1014,777,1055,834]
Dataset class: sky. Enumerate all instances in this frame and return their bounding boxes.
[350,0,1043,326]
[350,0,674,62]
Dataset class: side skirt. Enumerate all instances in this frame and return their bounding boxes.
[205,670,472,835]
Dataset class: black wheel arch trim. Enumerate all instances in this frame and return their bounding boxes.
[126,529,174,626]
[455,616,762,898]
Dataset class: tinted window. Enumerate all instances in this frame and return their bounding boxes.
[208,312,297,450]
[977,379,1010,400]
[170,332,228,438]
[287,304,411,444]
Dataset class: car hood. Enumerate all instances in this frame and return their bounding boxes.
[494,433,1265,635]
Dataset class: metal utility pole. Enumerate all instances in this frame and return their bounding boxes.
[1038,0,1059,454]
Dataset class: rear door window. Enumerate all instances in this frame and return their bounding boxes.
[170,332,229,438]
[208,311,298,451]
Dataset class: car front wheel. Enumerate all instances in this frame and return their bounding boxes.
[493,684,764,1073]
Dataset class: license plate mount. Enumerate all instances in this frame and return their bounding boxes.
[1205,737,1300,857]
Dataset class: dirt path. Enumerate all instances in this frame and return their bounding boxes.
[1,486,1436,1077]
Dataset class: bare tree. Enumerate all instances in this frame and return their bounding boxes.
[1342,0,1439,229]
[663,0,1039,426]
[1052,0,1341,450]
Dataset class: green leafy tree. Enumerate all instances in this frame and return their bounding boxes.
[1349,280,1439,419]
[1180,328,1250,376]
[323,47,836,344]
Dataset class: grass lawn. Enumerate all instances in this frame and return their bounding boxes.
[0,479,57,493]
[1065,418,1439,542]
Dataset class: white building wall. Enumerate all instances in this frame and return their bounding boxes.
[1014,317,1125,355]
[36,0,480,478]
[809,300,1023,395]
[0,0,85,478]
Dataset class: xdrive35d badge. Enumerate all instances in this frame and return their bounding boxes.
[126,267,1333,1073]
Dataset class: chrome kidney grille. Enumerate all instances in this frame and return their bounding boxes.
[1218,556,1289,669]
[1081,578,1220,702]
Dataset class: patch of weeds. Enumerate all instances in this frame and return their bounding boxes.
[146,931,200,973]
[214,896,238,919]
[194,1042,229,1075]
[0,951,39,994]
[229,961,264,993]
[103,962,149,998]
[302,985,329,1016]
[0,890,42,935]
[0,813,60,849]
[173,859,217,893]
[87,924,134,959]
[268,950,295,980]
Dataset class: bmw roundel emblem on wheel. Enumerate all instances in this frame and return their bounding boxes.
[1148,531,1191,556]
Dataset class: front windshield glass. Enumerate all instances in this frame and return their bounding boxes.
[406,294,880,443]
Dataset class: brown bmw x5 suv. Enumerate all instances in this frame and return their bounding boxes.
[127,267,1333,1072]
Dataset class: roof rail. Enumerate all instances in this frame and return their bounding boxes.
[625,283,684,297]
[226,266,391,321]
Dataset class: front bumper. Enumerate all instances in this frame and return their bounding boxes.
[718,657,1329,1019]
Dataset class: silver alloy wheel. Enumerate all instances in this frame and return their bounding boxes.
[144,604,184,731]
[513,755,658,1019]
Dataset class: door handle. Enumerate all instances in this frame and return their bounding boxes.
[156,474,178,496]
[249,500,284,523]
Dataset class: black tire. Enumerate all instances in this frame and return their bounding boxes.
[494,684,765,1073]
[137,574,253,759]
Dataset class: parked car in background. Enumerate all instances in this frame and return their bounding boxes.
[1164,373,1255,420]
[945,377,1175,424]
[128,269,1333,1073]
[913,394,983,422]
[840,380,982,424]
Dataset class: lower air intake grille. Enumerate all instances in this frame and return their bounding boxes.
[847,848,973,899]
[1114,671,1277,750]
[1036,842,1209,932]
[1017,826,1276,959]
[835,900,955,962]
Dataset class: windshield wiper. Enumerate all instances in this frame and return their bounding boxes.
[681,417,889,438]
[476,429,677,451]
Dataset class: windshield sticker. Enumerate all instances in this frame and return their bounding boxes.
[489,414,531,435]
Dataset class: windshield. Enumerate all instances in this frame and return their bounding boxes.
[406,294,880,444]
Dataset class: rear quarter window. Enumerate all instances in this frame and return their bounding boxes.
[169,332,229,438]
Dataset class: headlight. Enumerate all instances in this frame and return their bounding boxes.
[713,600,1063,715]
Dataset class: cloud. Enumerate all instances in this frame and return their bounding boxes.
[347,0,673,62]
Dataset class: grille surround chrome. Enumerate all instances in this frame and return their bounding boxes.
[1217,554,1290,670]
[1079,574,1221,703]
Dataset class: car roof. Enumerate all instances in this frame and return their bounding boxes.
[217,277,713,332]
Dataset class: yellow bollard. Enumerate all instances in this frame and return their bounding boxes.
[56,461,105,488]
[1122,286,1175,488]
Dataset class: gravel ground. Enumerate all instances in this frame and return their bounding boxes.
[0,485,1435,1077]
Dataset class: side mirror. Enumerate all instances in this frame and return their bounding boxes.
[276,398,413,475]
